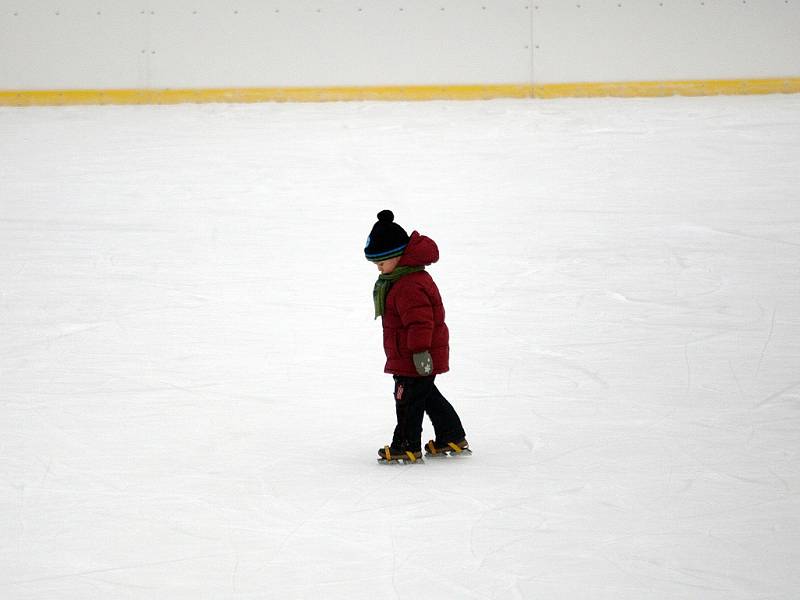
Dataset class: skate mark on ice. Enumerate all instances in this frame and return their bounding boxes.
[390,520,401,600]
[684,492,800,521]
[754,379,800,410]
[1,321,113,359]
[685,329,737,347]
[530,351,608,389]
[605,279,726,310]
[755,305,776,380]
[768,467,791,494]
[1,554,227,588]
[729,359,746,404]
[520,434,535,453]
[709,226,800,249]
[684,343,692,402]
[548,336,663,349]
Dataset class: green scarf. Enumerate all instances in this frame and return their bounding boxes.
[373,266,425,319]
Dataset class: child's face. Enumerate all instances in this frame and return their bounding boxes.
[375,257,401,275]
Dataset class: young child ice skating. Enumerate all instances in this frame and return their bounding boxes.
[364,210,469,463]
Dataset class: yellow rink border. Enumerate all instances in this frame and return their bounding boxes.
[1,78,799,106]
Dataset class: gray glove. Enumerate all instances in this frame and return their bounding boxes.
[413,351,433,376]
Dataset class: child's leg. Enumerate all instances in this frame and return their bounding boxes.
[390,375,432,452]
[425,381,466,443]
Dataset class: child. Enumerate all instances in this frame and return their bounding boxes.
[364,210,469,463]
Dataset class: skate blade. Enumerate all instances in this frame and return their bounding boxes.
[377,457,425,465]
[425,448,472,459]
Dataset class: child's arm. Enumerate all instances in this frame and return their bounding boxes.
[395,282,435,375]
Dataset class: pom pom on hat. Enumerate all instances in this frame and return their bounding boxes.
[364,209,410,262]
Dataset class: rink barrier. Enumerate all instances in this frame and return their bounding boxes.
[2,78,800,106]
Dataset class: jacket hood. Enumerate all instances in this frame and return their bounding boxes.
[398,231,439,268]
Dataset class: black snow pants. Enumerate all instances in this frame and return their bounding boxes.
[391,375,466,452]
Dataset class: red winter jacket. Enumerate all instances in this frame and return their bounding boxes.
[381,231,450,377]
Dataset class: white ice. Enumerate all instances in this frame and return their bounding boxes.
[1,95,799,599]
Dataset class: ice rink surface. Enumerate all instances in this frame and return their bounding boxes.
[1,95,799,598]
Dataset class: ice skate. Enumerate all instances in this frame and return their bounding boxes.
[377,445,424,464]
[424,438,471,458]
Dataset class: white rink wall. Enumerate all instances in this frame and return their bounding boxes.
[1,0,799,91]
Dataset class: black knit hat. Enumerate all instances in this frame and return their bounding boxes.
[364,210,410,262]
